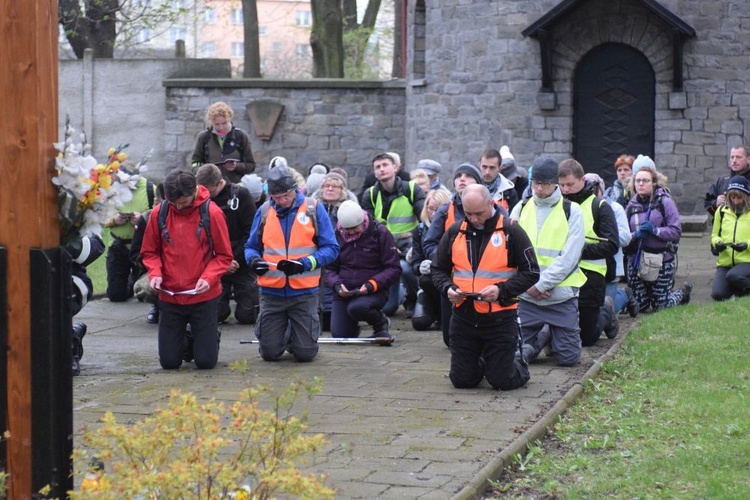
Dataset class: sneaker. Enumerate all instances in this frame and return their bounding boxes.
[146,304,159,324]
[604,296,620,339]
[624,287,639,318]
[71,321,87,376]
[372,316,394,345]
[680,282,693,305]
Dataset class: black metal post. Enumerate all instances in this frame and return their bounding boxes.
[30,247,73,497]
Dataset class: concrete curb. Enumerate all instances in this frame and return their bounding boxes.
[452,330,630,499]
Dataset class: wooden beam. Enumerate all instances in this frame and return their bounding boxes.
[0,0,60,497]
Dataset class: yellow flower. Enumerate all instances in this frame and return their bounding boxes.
[110,160,121,170]
[107,147,115,156]
[99,174,112,190]
[117,152,127,162]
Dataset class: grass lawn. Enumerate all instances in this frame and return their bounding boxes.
[488,299,750,498]
[87,230,110,295]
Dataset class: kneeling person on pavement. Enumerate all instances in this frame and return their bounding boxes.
[245,165,339,362]
[432,184,539,390]
[141,169,233,370]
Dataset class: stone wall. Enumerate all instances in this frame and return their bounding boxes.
[163,80,406,192]
[58,51,231,178]
[406,0,750,215]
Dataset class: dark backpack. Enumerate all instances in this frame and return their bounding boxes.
[157,199,215,257]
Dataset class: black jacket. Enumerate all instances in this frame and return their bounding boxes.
[213,180,257,265]
[705,169,750,215]
[564,182,619,301]
[431,210,539,325]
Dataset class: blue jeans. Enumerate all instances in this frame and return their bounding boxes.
[605,281,628,314]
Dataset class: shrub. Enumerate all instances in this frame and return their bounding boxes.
[70,377,333,499]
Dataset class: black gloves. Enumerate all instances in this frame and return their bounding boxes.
[714,241,727,252]
[731,242,748,252]
[277,259,305,276]
[250,259,270,276]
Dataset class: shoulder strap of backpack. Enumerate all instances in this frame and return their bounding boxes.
[562,198,571,220]
[257,200,272,244]
[158,200,171,243]
[198,199,215,256]
[305,196,319,243]
[202,129,211,161]
[146,180,155,209]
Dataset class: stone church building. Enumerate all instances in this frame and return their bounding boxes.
[102,0,749,219]
[401,0,748,216]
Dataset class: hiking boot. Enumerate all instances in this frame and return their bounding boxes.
[518,343,538,364]
[372,316,394,346]
[146,304,159,324]
[72,322,87,376]
[604,296,620,339]
[680,282,693,305]
[624,287,639,318]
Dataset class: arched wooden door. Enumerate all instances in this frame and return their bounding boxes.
[573,43,655,185]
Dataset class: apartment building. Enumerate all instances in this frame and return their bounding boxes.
[202,0,313,77]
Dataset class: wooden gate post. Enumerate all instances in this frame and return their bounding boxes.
[0,1,60,498]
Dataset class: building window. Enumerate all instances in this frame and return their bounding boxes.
[272,41,282,53]
[134,27,153,44]
[231,42,244,58]
[296,44,311,59]
[231,8,243,25]
[296,10,311,27]
[205,8,216,24]
[259,26,267,36]
[202,41,216,57]
[169,27,187,44]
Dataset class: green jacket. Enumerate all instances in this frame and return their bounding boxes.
[712,206,750,267]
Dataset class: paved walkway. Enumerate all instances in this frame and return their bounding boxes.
[74,232,715,498]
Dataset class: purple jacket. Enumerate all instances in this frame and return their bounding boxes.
[324,220,402,293]
[625,187,681,262]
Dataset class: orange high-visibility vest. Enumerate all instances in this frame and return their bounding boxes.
[258,200,320,289]
[451,216,518,313]
[444,203,457,231]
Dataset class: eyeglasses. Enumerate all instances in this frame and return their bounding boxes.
[531,180,554,187]
[634,178,653,184]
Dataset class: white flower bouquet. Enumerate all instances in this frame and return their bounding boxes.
[52,117,149,242]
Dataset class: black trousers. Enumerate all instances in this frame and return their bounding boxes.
[218,266,258,324]
[106,238,138,302]
[158,298,219,370]
[449,313,530,391]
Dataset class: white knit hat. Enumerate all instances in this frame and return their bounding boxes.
[500,145,515,166]
[269,156,289,170]
[632,154,655,174]
[241,174,264,200]
[337,200,364,229]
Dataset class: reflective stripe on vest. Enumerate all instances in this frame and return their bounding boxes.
[258,200,320,289]
[372,181,419,234]
[518,199,587,288]
[578,196,607,276]
[451,216,518,313]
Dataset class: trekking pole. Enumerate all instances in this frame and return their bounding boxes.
[240,337,394,346]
